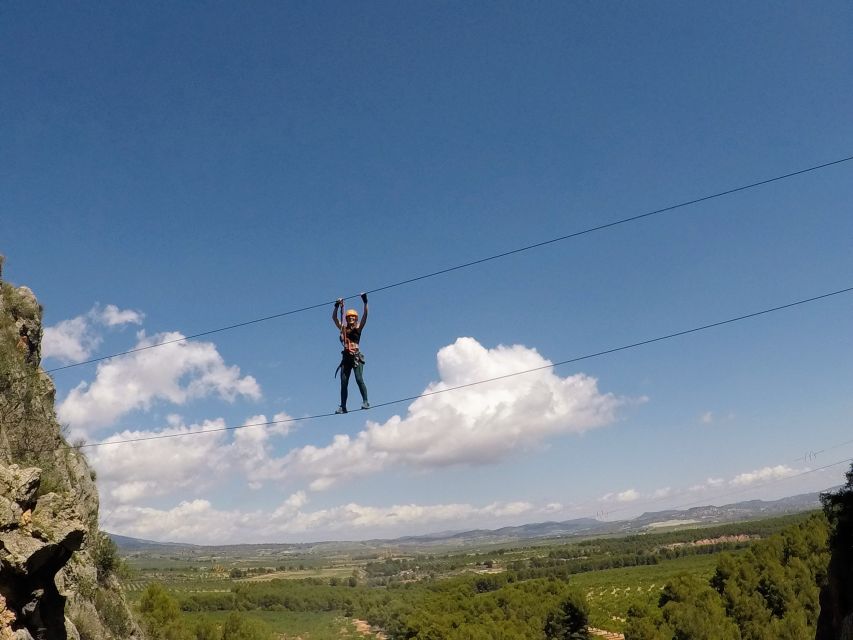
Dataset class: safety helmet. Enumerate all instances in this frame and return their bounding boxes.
[345,309,358,318]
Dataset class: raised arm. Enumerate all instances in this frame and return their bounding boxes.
[359,292,368,329]
[332,298,343,330]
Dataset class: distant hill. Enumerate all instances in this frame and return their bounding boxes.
[630,490,825,528]
[110,490,825,554]
[108,533,202,551]
[388,517,611,547]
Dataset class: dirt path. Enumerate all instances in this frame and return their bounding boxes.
[344,619,620,639]
[588,626,625,639]
[350,619,387,639]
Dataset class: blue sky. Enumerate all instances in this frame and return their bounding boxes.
[3,2,852,543]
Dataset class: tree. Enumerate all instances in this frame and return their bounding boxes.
[221,612,275,640]
[658,575,741,640]
[544,589,589,639]
[625,574,742,640]
[139,583,194,640]
[93,532,120,583]
[194,618,221,640]
[140,584,182,626]
[711,514,829,639]
[625,604,668,640]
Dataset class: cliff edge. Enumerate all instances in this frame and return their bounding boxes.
[816,465,853,640]
[0,256,140,640]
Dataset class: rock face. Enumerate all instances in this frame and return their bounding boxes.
[0,465,86,639]
[0,257,140,639]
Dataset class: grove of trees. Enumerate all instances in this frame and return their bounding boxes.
[624,492,849,639]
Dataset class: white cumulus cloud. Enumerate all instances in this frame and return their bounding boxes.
[100,304,144,327]
[87,412,295,505]
[601,489,640,503]
[43,316,95,363]
[87,419,233,504]
[231,413,295,489]
[43,304,144,363]
[482,501,534,517]
[57,331,260,435]
[101,496,551,544]
[688,477,725,492]
[275,337,626,490]
[730,465,801,487]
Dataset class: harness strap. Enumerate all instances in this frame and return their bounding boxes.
[334,350,365,378]
[340,299,354,353]
[336,298,355,377]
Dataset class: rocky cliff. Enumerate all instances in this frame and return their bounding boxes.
[0,256,140,640]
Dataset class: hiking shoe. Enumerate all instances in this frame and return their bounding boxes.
[335,406,347,414]
[361,402,370,410]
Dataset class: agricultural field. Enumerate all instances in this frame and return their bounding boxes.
[240,565,359,582]
[123,576,231,599]
[124,556,723,635]
[569,553,722,632]
[119,511,820,639]
[180,611,368,640]
[122,561,364,600]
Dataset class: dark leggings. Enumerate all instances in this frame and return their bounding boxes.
[340,360,368,409]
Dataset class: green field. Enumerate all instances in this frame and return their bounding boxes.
[123,576,232,600]
[239,566,358,582]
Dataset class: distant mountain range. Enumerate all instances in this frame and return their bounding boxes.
[109,533,201,551]
[110,490,825,554]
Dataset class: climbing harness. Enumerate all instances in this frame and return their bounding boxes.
[333,296,370,413]
[334,299,366,378]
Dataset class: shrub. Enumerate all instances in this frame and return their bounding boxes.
[139,583,195,640]
[95,588,133,636]
[221,612,275,640]
[93,532,120,583]
[69,603,106,640]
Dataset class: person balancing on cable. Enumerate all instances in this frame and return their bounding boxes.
[333,293,369,413]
